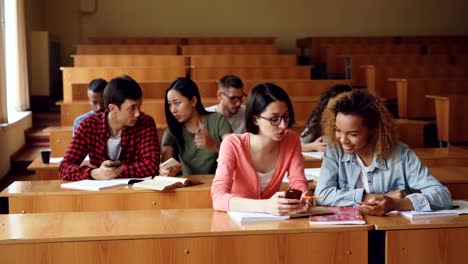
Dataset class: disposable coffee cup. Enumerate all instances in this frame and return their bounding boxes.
[40,149,51,164]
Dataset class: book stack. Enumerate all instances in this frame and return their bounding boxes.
[309,206,366,225]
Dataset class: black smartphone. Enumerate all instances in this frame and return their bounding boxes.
[110,160,121,167]
[284,188,302,200]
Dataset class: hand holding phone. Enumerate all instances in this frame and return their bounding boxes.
[359,201,377,206]
[284,188,302,200]
[109,160,121,168]
[160,158,180,170]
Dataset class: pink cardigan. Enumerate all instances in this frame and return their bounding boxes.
[211,130,309,211]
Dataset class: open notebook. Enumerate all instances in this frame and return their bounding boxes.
[60,177,150,191]
[132,176,201,191]
[399,200,468,219]
[228,207,333,224]
[302,151,324,159]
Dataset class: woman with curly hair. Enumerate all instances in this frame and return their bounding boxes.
[300,84,352,152]
[315,89,452,216]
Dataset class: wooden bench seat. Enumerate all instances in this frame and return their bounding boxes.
[181,45,278,55]
[394,119,436,148]
[189,54,297,67]
[59,97,318,126]
[72,55,187,67]
[76,44,179,55]
[389,78,468,119]
[191,66,311,80]
[361,64,468,99]
[333,54,455,85]
[61,67,187,102]
[426,95,468,144]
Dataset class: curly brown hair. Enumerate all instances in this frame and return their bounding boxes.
[321,89,395,160]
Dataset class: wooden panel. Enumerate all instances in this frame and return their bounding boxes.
[345,54,452,86]
[186,37,276,45]
[196,79,352,99]
[73,55,186,67]
[69,81,172,102]
[362,64,468,99]
[88,37,182,45]
[0,231,366,264]
[394,119,435,148]
[327,46,425,77]
[386,228,468,264]
[427,95,468,143]
[190,55,296,67]
[181,45,278,55]
[192,66,311,80]
[76,44,179,55]
[60,99,218,126]
[392,78,468,119]
[8,190,212,213]
[61,67,186,102]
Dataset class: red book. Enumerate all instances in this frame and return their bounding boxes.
[309,206,366,225]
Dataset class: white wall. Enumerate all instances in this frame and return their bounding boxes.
[31,0,468,66]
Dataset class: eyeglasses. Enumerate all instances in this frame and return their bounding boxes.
[220,92,246,103]
[258,114,290,126]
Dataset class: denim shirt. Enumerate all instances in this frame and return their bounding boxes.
[315,141,452,211]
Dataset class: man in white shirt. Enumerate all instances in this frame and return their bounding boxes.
[205,75,246,133]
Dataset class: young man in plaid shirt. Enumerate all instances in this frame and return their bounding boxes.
[59,76,160,181]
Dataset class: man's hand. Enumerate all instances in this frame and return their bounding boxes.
[90,160,124,180]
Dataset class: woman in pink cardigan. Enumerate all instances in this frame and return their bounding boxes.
[211,83,310,215]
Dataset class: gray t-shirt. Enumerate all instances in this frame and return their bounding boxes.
[205,105,246,134]
[162,113,232,175]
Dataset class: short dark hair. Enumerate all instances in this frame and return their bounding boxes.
[219,75,243,90]
[88,78,107,93]
[103,75,142,110]
[245,83,295,134]
[165,77,209,150]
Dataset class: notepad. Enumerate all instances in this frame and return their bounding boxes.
[302,151,324,159]
[228,211,290,223]
[228,207,333,224]
[399,200,468,219]
[309,206,366,225]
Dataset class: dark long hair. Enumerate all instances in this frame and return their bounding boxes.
[301,84,353,141]
[245,83,295,134]
[165,77,209,150]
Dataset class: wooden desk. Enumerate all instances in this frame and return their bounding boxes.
[426,95,468,144]
[26,158,59,180]
[430,167,468,199]
[367,214,468,264]
[414,146,468,167]
[0,208,371,264]
[0,177,317,214]
[0,175,214,214]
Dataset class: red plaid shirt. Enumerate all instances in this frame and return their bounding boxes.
[59,111,160,181]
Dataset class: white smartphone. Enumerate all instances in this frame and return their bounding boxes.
[160,158,180,170]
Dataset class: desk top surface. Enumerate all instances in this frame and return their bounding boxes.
[0,208,372,245]
[367,213,468,230]
[0,175,215,197]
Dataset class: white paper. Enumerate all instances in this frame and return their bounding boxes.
[302,152,324,159]
[228,211,289,223]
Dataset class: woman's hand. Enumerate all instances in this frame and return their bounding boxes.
[302,136,327,152]
[358,195,397,216]
[262,192,304,215]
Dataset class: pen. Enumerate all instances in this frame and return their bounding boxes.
[303,195,324,199]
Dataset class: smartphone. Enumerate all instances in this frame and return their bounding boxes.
[160,158,180,170]
[359,202,377,206]
[284,188,302,200]
[109,160,121,167]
